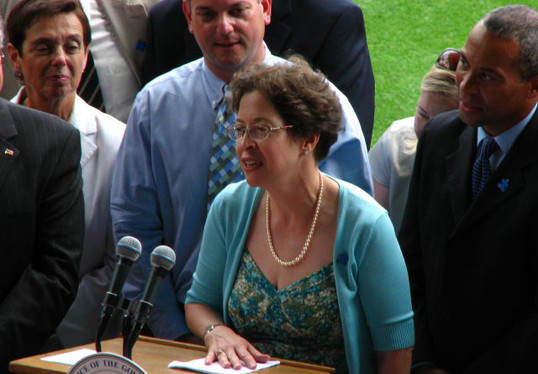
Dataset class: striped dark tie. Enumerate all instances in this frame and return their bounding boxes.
[471,136,499,200]
[206,85,244,208]
[78,51,105,112]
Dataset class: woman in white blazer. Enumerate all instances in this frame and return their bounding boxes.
[6,0,126,348]
[0,0,159,121]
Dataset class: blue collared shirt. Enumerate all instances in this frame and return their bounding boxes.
[477,103,538,171]
[111,48,372,340]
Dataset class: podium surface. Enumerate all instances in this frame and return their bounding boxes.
[10,336,335,374]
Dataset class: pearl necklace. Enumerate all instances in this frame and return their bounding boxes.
[265,172,324,267]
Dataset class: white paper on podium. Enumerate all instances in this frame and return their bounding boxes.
[168,358,280,373]
[41,349,97,365]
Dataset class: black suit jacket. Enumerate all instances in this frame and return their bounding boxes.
[399,109,538,373]
[141,0,375,147]
[0,99,84,372]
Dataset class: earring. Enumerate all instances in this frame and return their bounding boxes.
[304,150,309,155]
[14,71,24,84]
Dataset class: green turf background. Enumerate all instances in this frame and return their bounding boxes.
[357,0,527,145]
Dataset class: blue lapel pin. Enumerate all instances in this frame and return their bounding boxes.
[497,178,509,192]
[336,253,349,265]
[135,40,146,52]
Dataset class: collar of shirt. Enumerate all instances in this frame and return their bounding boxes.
[201,43,278,111]
[477,103,537,152]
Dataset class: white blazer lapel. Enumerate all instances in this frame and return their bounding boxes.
[70,96,98,168]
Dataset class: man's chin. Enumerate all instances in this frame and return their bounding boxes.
[459,105,485,128]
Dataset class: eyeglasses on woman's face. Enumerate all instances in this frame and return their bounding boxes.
[226,124,294,141]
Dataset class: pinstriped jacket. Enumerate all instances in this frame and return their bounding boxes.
[0,98,84,371]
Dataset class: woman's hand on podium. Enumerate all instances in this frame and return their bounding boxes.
[203,325,270,370]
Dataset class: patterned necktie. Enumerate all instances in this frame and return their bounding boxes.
[471,136,500,200]
[207,85,244,207]
[78,51,105,112]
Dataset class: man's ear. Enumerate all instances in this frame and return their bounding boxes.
[527,75,538,99]
[182,0,194,33]
[261,0,272,26]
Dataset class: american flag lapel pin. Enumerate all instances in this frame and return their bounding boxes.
[4,148,14,156]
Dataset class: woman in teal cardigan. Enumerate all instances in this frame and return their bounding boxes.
[185,57,414,374]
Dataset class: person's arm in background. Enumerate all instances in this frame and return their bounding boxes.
[377,349,413,374]
[368,130,392,211]
[110,94,189,340]
[313,2,375,148]
[373,179,390,211]
[319,88,373,195]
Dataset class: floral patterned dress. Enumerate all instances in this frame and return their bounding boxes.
[228,249,349,374]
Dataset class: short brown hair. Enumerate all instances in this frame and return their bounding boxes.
[7,0,91,55]
[483,5,538,80]
[230,55,343,162]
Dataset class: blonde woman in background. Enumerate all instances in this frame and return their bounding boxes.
[369,53,459,233]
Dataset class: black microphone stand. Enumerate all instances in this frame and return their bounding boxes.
[123,300,154,359]
[95,291,122,352]
[121,299,137,359]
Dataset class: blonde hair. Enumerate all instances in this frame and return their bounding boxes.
[421,66,458,99]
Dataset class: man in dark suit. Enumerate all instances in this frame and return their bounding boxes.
[399,5,538,374]
[141,0,376,147]
[0,17,84,372]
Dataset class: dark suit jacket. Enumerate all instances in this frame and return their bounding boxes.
[399,109,538,373]
[141,0,375,147]
[0,99,84,372]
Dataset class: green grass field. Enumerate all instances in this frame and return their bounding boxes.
[357,0,528,145]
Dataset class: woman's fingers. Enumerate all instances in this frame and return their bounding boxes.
[205,346,266,370]
[216,349,233,369]
[248,345,271,363]
[235,348,258,370]
[222,349,244,370]
[204,328,269,370]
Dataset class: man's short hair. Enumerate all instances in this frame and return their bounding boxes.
[483,5,538,81]
[184,0,261,11]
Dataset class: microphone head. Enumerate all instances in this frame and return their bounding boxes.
[117,236,142,261]
[150,245,176,271]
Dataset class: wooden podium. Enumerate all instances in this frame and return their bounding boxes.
[9,336,335,374]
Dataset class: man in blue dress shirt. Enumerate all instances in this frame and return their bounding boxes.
[111,0,372,341]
